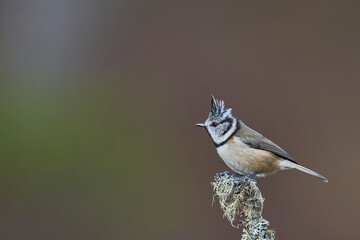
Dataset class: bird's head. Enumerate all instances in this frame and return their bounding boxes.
[196,95,239,146]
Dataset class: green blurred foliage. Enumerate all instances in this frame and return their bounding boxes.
[0,78,191,239]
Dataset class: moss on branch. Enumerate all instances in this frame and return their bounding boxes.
[211,172,275,240]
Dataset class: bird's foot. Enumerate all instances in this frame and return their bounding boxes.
[216,172,257,184]
[233,174,257,184]
[216,171,235,178]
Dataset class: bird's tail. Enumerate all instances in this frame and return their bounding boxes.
[280,160,328,182]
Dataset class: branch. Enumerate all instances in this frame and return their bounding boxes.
[211,172,275,240]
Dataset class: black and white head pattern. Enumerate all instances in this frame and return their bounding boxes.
[204,95,239,147]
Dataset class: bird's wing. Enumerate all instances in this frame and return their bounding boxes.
[236,122,298,164]
[244,139,298,164]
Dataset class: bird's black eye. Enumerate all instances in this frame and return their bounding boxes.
[211,122,218,127]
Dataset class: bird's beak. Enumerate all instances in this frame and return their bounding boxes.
[195,123,206,127]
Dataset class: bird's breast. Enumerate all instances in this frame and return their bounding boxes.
[216,137,281,176]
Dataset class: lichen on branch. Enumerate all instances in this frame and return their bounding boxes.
[211,172,275,240]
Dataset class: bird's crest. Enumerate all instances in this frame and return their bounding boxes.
[209,95,232,119]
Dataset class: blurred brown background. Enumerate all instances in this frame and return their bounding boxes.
[0,1,359,239]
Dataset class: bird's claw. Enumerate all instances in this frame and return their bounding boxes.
[216,171,234,178]
[216,172,257,184]
[233,174,257,184]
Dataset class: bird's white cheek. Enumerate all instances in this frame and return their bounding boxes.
[212,122,237,145]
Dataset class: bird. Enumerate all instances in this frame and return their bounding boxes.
[196,95,328,182]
